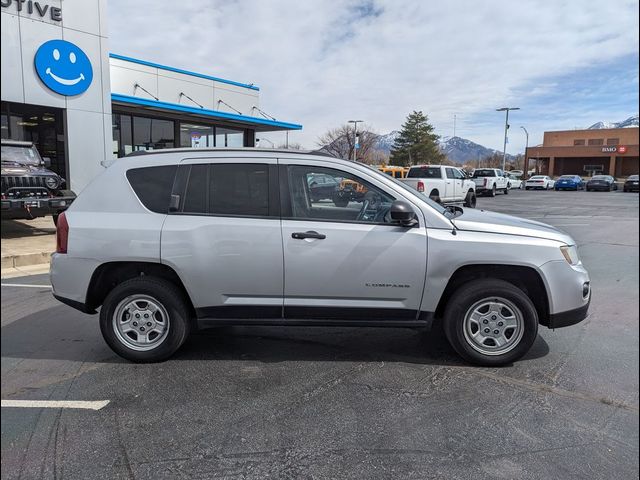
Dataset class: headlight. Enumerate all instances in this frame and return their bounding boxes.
[560,245,580,265]
[45,176,59,189]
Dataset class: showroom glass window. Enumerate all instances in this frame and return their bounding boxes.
[133,116,175,152]
[1,101,66,178]
[180,123,214,148]
[112,114,133,158]
[216,127,244,147]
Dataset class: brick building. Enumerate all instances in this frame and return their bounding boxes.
[524,127,639,178]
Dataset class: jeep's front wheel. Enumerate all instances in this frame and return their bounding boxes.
[443,279,538,366]
[100,277,191,362]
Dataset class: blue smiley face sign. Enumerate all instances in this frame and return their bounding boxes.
[34,40,93,96]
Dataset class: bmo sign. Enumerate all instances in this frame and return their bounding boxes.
[602,145,627,154]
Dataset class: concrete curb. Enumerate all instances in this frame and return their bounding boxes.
[1,251,52,269]
[1,263,50,279]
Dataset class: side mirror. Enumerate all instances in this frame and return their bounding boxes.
[42,157,51,168]
[390,200,418,227]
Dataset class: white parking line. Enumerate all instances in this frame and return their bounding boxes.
[1,400,110,410]
[0,283,52,288]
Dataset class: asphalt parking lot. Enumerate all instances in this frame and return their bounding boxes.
[2,189,638,480]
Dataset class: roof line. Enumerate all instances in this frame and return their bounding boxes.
[111,93,302,130]
[109,53,260,91]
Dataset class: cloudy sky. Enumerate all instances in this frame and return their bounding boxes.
[108,0,639,152]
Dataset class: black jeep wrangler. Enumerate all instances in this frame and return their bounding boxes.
[1,139,76,225]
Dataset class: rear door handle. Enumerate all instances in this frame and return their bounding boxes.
[292,231,326,240]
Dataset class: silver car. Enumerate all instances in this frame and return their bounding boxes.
[50,149,591,366]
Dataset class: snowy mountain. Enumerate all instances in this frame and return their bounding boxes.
[588,114,639,130]
[373,130,400,154]
[439,136,514,165]
[372,132,513,165]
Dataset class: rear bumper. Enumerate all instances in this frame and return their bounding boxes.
[50,253,101,314]
[1,195,75,219]
[623,183,639,192]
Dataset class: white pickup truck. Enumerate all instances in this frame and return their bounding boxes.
[471,168,510,196]
[401,165,477,207]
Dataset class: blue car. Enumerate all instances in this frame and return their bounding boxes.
[555,175,585,191]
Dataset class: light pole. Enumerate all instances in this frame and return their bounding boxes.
[520,126,529,176]
[348,120,363,161]
[496,107,520,171]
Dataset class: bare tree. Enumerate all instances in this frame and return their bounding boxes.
[316,124,380,164]
[276,142,303,150]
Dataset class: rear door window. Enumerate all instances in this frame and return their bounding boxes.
[210,164,269,216]
[126,165,178,213]
[174,163,271,217]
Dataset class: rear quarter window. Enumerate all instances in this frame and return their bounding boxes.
[126,165,178,213]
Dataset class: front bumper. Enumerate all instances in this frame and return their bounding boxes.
[1,195,75,219]
[548,301,590,328]
[539,260,591,328]
[624,183,639,192]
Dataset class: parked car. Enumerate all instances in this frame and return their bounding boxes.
[51,148,590,367]
[1,140,76,224]
[307,172,339,202]
[623,175,639,192]
[525,175,555,190]
[400,165,476,207]
[554,175,585,191]
[505,172,524,190]
[586,175,617,192]
[508,170,524,179]
[471,168,510,197]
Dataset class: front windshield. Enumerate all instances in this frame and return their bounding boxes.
[362,164,449,215]
[591,175,608,180]
[1,145,42,165]
[629,175,639,180]
[560,175,575,179]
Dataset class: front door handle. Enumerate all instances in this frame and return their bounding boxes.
[292,231,326,240]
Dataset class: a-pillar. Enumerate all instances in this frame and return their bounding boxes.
[548,157,555,177]
[608,155,616,175]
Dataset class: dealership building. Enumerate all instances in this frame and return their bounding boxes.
[524,127,639,178]
[1,0,302,192]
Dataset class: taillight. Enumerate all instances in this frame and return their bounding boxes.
[417,181,424,192]
[56,212,69,254]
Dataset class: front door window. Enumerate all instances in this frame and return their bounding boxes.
[285,165,395,224]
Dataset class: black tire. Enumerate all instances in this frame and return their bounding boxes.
[429,190,441,204]
[503,186,509,195]
[100,276,191,362]
[442,279,539,366]
[525,187,530,190]
[489,185,496,197]
[463,190,477,208]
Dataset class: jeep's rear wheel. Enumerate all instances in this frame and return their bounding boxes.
[100,276,191,362]
[443,279,538,366]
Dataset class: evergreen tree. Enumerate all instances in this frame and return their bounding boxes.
[390,111,444,166]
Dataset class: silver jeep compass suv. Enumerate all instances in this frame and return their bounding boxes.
[50,149,591,366]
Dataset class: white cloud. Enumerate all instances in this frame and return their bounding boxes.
[108,0,639,151]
